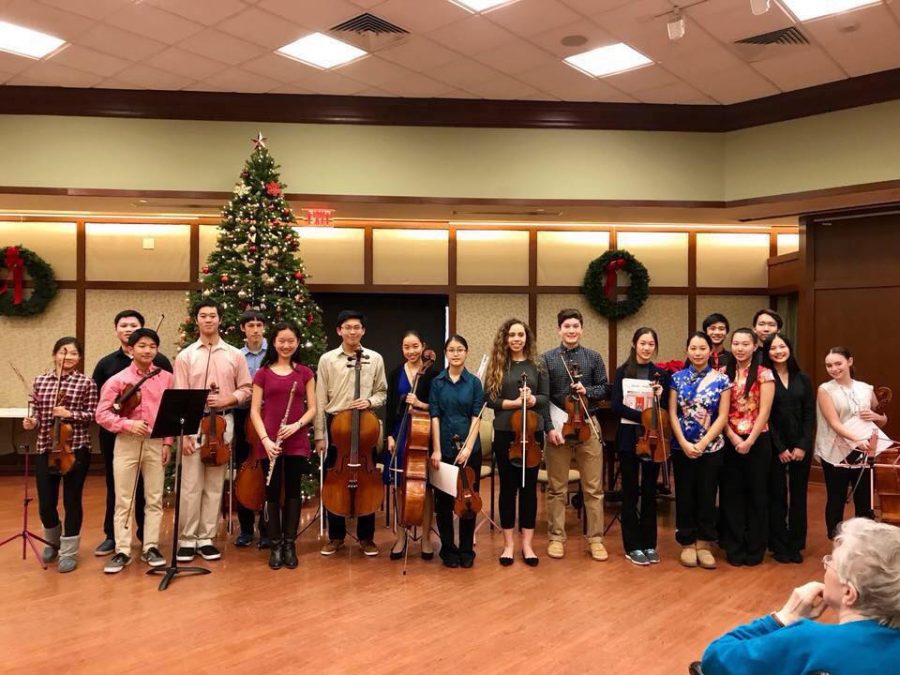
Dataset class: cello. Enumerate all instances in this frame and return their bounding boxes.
[396,351,435,528]
[321,348,383,519]
[509,373,542,488]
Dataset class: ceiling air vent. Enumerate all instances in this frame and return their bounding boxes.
[732,26,810,63]
[329,13,409,53]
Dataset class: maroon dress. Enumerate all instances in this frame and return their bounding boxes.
[252,364,315,459]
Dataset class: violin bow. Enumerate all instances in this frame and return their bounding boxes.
[154,313,165,332]
[558,354,601,439]
[9,361,34,417]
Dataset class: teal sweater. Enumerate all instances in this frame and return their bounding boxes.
[702,615,900,675]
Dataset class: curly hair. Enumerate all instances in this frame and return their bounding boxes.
[485,318,538,400]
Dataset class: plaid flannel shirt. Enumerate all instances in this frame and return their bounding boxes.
[31,371,98,454]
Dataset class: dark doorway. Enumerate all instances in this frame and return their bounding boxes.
[311,293,448,376]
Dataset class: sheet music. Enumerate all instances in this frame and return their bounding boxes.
[549,402,568,434]
[428,461,459,496]
[620,378,655,426]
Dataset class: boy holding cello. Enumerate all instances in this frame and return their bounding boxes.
[95,328,173,574]
[314,310,387,557]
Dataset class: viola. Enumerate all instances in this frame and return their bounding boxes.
[199,383,231,467]
[321,348,383,518]
[636,374,671,464]
[509,373,542,470]
[452,435,482,520]
[397,350,435,528]
[113,368,163,417]
[560,357,596,443]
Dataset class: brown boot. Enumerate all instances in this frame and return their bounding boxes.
[696,540,717,569]
[680,545,698,568]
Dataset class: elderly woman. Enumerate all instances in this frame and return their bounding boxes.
[701,518,900,674]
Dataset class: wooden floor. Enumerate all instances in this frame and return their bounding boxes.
[0,475,835,674]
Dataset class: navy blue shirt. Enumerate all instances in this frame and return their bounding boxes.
[429,368,484,461]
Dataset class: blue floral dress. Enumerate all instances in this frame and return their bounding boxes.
[671,365,731,454]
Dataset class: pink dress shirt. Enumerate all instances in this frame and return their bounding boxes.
[174,338,252,407]
[96,361,174,444]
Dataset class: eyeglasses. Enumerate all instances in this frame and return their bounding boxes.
[446,348,467,355]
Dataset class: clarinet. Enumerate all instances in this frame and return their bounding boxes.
[266,382,298,487]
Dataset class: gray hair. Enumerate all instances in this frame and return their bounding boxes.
[833,518,900,628]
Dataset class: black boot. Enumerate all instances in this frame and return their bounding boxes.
[266,502,283,570]
[283,498,301,569]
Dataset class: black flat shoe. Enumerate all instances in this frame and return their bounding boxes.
[521,552,539,567]
[499,555,514,567]
[773,552,792,564]
[460,557,474,569]
[421,551,434,561]
[726,551,745,567]
[442,557,459,568]
[389,547,406,561]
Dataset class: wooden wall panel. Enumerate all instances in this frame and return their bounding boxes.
[814,217,900,287]
[373,229,448,285]
[85,223,190,282]
[0,221,77,279]
[776,233,799,255]
[536,231,609,286]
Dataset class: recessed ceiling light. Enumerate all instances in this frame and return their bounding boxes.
[449,0,520,13]
[0,20,65,59]
[780,0,881,21]
[564,43,652,78]
[277,32,367,70]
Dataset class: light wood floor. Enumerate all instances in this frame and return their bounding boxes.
[0,475,835,674]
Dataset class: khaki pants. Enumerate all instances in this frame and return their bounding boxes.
[178,414,233,548]
[113,434,164,555]
[545,434,604,543]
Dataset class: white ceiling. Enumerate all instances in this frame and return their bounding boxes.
[0,0,898,104]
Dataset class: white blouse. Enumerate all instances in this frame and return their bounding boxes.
[815,379,874,466]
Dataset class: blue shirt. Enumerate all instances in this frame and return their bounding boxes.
[703,615,900,675]
[239,339,267,409]
[670,365,731,453]
[429,368,484,461]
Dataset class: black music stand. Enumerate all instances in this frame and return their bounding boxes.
[0,444,53,569]
[147,388,209,591]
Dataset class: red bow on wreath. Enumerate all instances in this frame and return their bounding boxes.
[604,257,626,298]
[0,246,25,305]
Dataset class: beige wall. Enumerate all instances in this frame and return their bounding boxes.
[696,295,769,334]
[536,294,609,357]
[456,293,529,371]
[0,221,77,280]
[616,295,689,365]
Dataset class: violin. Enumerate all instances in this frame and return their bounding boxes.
[396,350,436,528]
[113,368,163,417]
[199,383,231,466]
[321,348,383,518]
[560,356,598,443]
[452,435,482,520]
[509,373,542,470]
[636,374,671,474]
[48,348,76,476]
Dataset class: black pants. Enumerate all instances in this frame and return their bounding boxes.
[720,434,772,562]
[99,429,144,540]
[35,446,91,536]
[768,449,812,555]
[821,459,873,540]
[264,455,304,502]
[434,452,481,563]
[619,451,659,552]
[494,430,539,530]
[673,448,723,545]
[324,443,377,543]
[233,409,265,536]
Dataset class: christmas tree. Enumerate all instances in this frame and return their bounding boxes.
[180,133,327,364]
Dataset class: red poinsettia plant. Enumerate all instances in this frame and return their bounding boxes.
[656,359,685,374]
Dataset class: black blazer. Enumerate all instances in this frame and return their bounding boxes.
[769,370,815,453]
[610,362,670,454]
[384,363,438,440]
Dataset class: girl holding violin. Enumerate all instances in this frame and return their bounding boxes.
[22,337,99,573]
[250,322,316,570]
[669,332,731,569]
[610,327,669,566]
[384,330,437,561]
[761,333,815,563]
[815,346,887,540]
[485,318,550,567]
[429,334,484,569]
[721,328,775,567]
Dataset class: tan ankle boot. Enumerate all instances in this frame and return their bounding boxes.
[680,545,698,568]
[696,540,717,569]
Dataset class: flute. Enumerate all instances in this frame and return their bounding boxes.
[266,382,297,486]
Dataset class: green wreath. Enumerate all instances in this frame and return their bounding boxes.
[582,249,650,320]
[0,245,58,317]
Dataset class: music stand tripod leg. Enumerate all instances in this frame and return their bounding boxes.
[0,447,53,570]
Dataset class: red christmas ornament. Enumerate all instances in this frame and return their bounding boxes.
[266,181,282,197]
[294,271,304,281]
[221,274,229,282]
[202,265,209,274]
[307,313,315,326]
[249,244,257,253]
